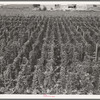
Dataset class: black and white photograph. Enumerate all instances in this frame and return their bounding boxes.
[0,1,100,97]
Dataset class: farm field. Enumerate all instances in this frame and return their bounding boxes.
[0,8,100,16]
[0,9,100,94]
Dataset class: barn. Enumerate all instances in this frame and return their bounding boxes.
[87,5,100,11]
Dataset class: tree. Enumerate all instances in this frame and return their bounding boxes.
[33,4,40,8]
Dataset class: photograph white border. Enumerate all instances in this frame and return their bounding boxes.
[0,1,100,99]
[0,1,100,5]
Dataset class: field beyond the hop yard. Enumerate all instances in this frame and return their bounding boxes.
[0,7,100,16]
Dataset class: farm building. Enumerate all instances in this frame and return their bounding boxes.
[40,4,62,11]
[87,5,100,11]
[40,4,100,11]
[40,4,76,11]
[39,4,100,11]
[61,4,87,11]
[76,5,87,10]
[55,4,61,10]
[40,4,88,11]
[40,5,55,11]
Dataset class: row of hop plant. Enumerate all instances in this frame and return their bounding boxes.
[31,18,51,94]
[15,17,49,94]
[55,16,100,94]
[0,16,48,93]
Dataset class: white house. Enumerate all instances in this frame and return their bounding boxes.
[87,5,100,11]
[76,5,87,10]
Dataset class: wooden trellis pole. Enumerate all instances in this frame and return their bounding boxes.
[95,43,99,62]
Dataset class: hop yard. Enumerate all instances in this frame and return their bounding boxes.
[0,8,100,94]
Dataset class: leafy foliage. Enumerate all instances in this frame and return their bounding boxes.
[0,15,100,94]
